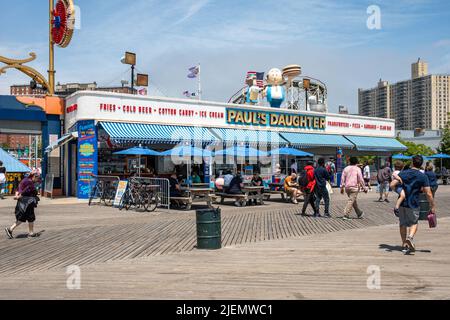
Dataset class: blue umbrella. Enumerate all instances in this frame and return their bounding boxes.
[428,153,450,173]
[114,146,161,156]
[428,153,450,159]
[161,146,213,185]
[114,146,161,176]
[270,147,313,157]
[270,147,314,173]
[214,146,268,157]
[392,154,412,160]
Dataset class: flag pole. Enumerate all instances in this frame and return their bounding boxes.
[198,63,201,101]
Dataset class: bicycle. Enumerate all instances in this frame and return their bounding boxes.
[89,178,118,206]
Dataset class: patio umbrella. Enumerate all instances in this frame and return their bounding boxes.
[392,154,412,160]
[114,145,161,176]
[270,147,314,174]
[428,153,450,172]
[161,146,213,185]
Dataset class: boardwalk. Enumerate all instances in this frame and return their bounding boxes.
[0,187,449,299]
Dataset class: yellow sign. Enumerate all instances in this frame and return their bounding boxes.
[226,108,326,130]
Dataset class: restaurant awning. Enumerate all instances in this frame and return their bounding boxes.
[279,132,354,149]
[344,136,407,152]
[99,122,218,145]
[45,132,78,153]
[209,128,288,146]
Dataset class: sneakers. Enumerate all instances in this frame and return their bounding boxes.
[342,215,351,220]
[378,197,383,202]
[28,233,39,238]
[292,199,298,204]
[405,236,416,252]
[234,201,241,207]
[313,213,321,218]
[4,228,13,239]
[384,199,390,203]
[394,208,400,217]
[357,211,365,219]
[324,213,331,218]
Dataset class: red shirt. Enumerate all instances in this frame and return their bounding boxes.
[303,165,316,192]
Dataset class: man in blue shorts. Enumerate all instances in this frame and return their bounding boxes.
[390,155,436,254]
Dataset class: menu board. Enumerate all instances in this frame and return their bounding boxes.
[77,120,98,199]
[113,180,128,207]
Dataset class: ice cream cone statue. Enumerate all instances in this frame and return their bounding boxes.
[282,64,301,88]
[264,68,285,108]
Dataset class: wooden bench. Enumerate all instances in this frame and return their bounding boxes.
[170,196,193,210]
[264,190,288,202]
[213,193,248,207]
[264,189,305,203]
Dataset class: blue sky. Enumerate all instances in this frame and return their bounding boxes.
[1,0,450,112]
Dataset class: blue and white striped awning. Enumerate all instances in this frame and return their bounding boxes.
[210,128,288,146]
[99,122,218,145]
[280,132,354,149]
[344,136,407,152]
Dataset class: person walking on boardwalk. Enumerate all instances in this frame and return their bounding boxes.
[363,161,372,192]
[300,161,318,217]
[314,158,331,217]
[377,163,392,202]
[390,155,436,254]
[0,161,6,200]
[4,172,40,239]
[340,157,367,220]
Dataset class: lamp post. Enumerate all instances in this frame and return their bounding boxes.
[121,52,149,94]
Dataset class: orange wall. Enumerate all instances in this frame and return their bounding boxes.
[16,96,64,115]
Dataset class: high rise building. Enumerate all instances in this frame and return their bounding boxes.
[358,59,450,130]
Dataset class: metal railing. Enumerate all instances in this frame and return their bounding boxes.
[128,177,171,210]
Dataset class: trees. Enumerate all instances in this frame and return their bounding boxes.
[396,137,435,156]
[438,115,450,168]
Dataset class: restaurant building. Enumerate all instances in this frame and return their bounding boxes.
[54,91,405,199]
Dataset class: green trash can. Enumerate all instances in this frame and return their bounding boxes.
[419,193,430,221]
[196,208,221,250]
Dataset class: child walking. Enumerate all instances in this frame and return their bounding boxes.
[392,161,406,216]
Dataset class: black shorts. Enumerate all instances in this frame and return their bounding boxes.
[15,204,36,223]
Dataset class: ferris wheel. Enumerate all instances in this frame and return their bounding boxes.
[285,76,328,112]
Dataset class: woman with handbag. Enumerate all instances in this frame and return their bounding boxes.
[4,172,40,239]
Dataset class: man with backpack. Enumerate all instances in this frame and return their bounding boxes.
[299,161,318,217]
[314,158,331,217]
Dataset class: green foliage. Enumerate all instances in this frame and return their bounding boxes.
[438,115,450,167]
[396,137,435,157]
[358,156,376,165]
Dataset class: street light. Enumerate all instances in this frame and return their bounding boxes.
[121,51,148,94]
[121,52,136,93]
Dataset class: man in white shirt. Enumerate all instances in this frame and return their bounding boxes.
[363,162,372,192]
[290,159,298,174]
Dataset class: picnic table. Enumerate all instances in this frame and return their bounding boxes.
[173,187,214,210]
[242,186,265,205]
[215,185,265,207]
